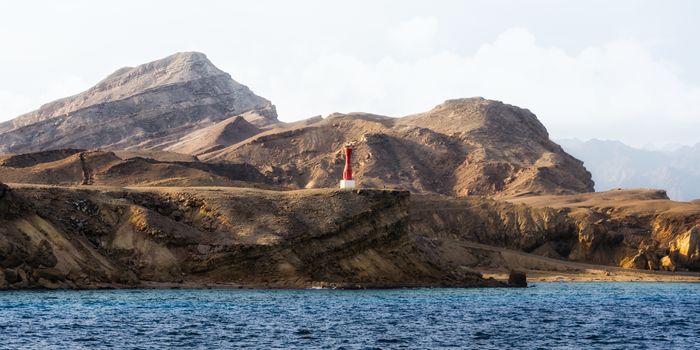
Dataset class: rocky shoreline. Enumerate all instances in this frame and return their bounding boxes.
[2,183,698,290]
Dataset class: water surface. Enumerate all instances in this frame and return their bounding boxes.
[1,283,698,349]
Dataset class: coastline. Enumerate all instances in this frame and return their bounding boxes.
[484,269,700,283]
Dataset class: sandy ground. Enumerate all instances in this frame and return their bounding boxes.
[472,239,700,282]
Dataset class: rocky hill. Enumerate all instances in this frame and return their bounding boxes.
[0,53,593,198]
[201,98,594,197]
[0,52,278,153]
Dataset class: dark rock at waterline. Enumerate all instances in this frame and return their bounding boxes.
[508,270,527,287]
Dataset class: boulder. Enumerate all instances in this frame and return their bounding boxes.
[660,256,676,272]
[508,270,527,287]
[3,268,21,284]
[620,253,647,270]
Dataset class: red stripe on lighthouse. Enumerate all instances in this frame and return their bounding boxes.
[343,146,353,180]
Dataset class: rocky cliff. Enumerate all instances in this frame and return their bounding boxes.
[0,184,507,289]
[0,52,277,153]
[2,183,698,290]
[507,190,700,271]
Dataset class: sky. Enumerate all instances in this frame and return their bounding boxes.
[1,0,699,147]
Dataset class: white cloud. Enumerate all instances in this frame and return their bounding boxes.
[0,90,33,120]
[38,76,90,104]
[0,76,89,120]
[271,27,700,146]
[386,16,439,57]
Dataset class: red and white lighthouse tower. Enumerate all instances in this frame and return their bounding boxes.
[339,145,356,189]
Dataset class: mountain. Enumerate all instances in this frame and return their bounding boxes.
[201,98,594,197]
[0,53,593,198]
[2,52,700,290]
[0,52,277,153]
[558,139,700,201]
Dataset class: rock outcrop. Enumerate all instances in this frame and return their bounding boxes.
[0,52,277,153]
[507,189,700,271]
[0,185,506,289]
[670,226,700,269]
[508,270,528,287]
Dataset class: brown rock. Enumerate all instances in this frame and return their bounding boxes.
[620,253,647,270]
[34,268,66,283]
[29,240,57,268]
[670,226,700,269]
[508,270,527,287]
[2,268,21,284]
[660,256,676,272]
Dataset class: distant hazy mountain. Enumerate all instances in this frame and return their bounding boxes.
[558,139,700,201]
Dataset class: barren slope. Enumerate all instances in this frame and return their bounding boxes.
[202,98,594,197]
[0,149,271,188]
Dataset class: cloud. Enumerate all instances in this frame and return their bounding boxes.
[0,90,33,120]
[0,76,89,120]
[386,16,438,57]
[270,27,700,146]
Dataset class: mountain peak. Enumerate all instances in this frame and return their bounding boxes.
[0,52,275,153]
[93,51,230,96]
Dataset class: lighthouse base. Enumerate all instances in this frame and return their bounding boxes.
[339,180,356,189]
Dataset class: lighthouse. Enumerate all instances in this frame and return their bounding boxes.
[339,145,356,189]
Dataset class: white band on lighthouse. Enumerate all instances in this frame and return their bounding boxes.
[339,179,356,189]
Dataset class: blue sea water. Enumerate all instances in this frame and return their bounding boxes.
[0,282,698,349]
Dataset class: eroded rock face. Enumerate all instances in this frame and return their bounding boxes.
[0,52,276,153]
[660,255,676,271]
[0,186,507,289]
[1,185,699,290]
[670,226,700,269]
[506,190,700,271]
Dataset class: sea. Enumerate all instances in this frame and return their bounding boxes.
[0,282,698,349]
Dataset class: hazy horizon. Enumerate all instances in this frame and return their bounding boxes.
[2,0,699,147]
